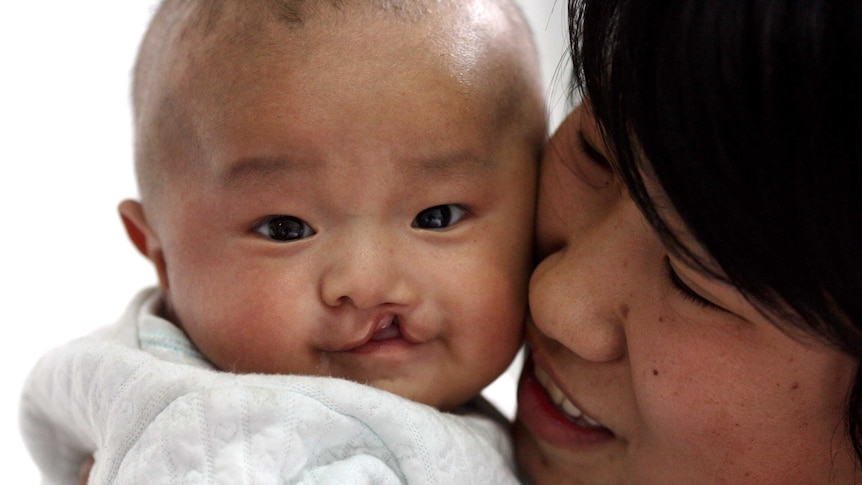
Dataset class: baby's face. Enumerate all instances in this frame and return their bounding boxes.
[135,6,542,409]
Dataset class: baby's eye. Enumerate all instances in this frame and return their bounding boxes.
[412,204,468,230]
[254,215,315,242]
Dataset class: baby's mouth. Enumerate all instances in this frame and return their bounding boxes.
[339,314,416,353]
[370,317,401,341]
[533,364,605,429]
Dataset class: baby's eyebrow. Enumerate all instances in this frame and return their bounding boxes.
[217,151,495,187]
[218,157,312,187]
[410,151,497,177]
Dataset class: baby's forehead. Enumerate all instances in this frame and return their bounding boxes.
[135,0,540,198]
[156,0,530,119]
[159,0,524,72]
[171,0,456,44]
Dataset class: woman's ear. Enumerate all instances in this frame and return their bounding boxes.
[118,199,169,290]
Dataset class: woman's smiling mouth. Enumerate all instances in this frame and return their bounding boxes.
[533,364,605,429]
[516,353,616,448]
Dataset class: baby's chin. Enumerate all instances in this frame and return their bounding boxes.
[318,361,488,411]
[307,342,498,411]
[366,378,480,412]
[203,339,494,411]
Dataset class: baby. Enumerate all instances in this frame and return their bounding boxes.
[21,0,545,483]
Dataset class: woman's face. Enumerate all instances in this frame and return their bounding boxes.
[515,105,859,484]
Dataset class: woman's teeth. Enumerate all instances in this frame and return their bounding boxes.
[534,364,604,428]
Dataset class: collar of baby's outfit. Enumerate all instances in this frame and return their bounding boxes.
[136,288,216,370]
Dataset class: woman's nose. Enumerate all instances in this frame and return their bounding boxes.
[530,199,651,363]
[320,230,415,309]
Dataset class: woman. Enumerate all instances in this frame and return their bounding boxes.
[515,0,862,483]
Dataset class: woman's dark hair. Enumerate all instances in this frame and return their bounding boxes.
[568,0,862,460]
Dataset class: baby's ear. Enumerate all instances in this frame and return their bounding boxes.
[118,199,169,290]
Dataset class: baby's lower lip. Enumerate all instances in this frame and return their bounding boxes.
[348,329,416,354]
[516,357,615,449]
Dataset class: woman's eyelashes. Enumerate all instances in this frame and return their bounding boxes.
[576,130,612,171]
[254,215,315,242]
[412,204,468,230]
[559,129,613,188]
[664,257,724,311]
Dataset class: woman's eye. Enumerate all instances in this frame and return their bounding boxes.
[412,204,468,230]
[564,130,613,188]
[254,215,315,242]
[664,257,723,311]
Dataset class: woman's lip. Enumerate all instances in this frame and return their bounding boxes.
[532,364,605,428]
[527,343,607,426]
[516,354,616,449]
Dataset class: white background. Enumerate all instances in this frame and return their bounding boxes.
[1,1,568,480]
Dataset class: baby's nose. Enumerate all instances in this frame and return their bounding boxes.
[320,232,415,309]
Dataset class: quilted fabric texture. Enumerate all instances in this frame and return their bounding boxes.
[20,290,520,485]
[21,341,520,484]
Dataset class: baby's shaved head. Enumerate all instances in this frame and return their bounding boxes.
[131,0,542,229]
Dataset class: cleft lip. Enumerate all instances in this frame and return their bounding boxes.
[336,312,424,352]
[370,317,401,341]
